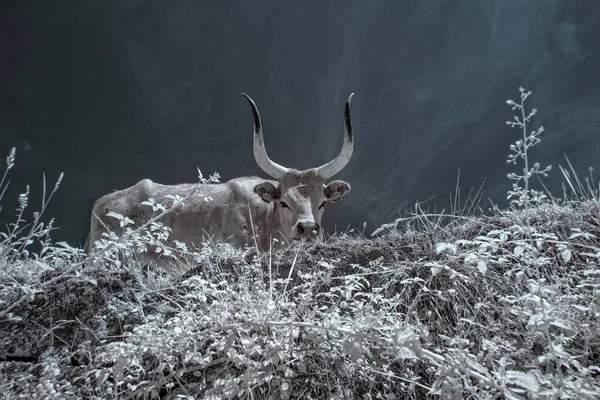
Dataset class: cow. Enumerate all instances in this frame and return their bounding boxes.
[84,93,355,254]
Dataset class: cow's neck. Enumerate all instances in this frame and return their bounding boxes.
[250,201,284,251]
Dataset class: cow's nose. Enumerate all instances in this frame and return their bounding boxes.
[296,221,320,238]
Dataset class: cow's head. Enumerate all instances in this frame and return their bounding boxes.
[242,93,354,244]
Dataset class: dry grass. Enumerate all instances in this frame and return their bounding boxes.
[1,197,599,399]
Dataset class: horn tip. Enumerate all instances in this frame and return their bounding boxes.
[241,93,256,106]
[348,93,355,103]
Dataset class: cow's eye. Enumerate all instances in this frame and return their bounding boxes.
[319,202,326,209]
[280,202,289,209]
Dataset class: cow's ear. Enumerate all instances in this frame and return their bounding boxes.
[254,182,280,203]
[324,180,351,203]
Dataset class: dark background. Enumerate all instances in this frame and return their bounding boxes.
[1,1,599,247]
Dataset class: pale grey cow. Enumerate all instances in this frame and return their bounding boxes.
[85,94,355,253]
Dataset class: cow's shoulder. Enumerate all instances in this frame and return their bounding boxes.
[225,176,275,199]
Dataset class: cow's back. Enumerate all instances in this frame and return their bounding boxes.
[163,177,276,249]
[85,177,276,254]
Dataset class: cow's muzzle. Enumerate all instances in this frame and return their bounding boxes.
[294,220,320,240]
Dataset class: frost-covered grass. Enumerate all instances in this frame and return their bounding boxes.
[1,88,599,399]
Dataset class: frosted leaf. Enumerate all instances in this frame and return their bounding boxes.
[513,246,524,257]
[435,242,457,255]
[504,370,540,392]
[477,260,487,276]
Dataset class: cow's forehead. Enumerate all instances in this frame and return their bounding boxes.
[279,169,325,191]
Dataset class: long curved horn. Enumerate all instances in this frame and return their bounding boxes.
[242,93,289,179]
[316,93,354,180]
